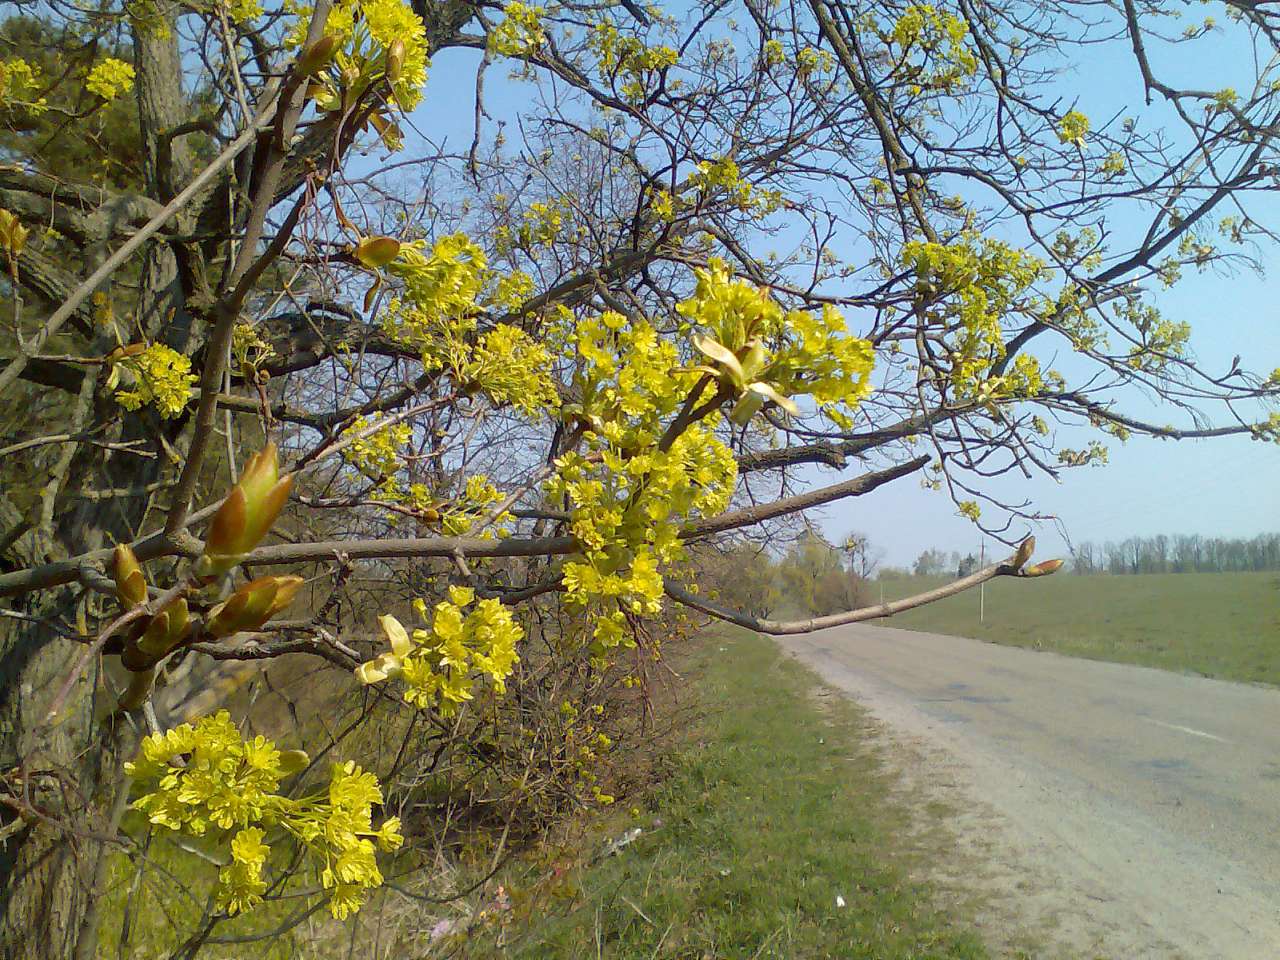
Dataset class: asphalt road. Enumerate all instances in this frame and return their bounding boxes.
[779,623,1280,959]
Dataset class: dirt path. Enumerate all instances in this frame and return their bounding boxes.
[779,623,1280,960]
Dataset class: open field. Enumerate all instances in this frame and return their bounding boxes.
[876,571,1280,685]
[487,630,999,959]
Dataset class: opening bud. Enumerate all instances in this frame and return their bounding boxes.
[123,598,192,671]
[378,614,412,658]
[728,390,764,426]
[369,112,403,151]
[117,667,156,711]
[202,443,293,574]
[1022,558,1064,578]
[0,208,29,260]
[355,652,404,685]
[105,343,148,364]
[206,575,304,638]
[355,614,414,685]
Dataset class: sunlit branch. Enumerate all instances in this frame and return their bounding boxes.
[666,538,1058,635]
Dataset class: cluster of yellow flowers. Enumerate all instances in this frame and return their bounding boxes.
[1251,412,1280,442]
[903,235,1046,400]
[355,588,523,714]
[548,307,731,653]
[490,268,535,310]
[676,260,876,428]
[553,425,736,653]
[650,188,676,222]
[762,38,786,68]
[223,0,263,23]
[338,411,516,534]
[1116,298,1192,372]
[85,58,136,101]
[287,0,429,112]
[488,1,546,58]
[126,712,402,919]
[556,699,616,804]
[387,233,486,329]
[0,58,46,114]
[405,473,512,536]
[691,158,756,210]
[539,265,879,655]
[381,234,559,414]
[1100,151,1127,176]
[1211,88,1240,112]
[516,199,568,247]
[465,323,560,414]
[1057,109,1090,146]
[367,236,878,660]
[587,21,678,102]
[342,416,412,479]
[113,343,197,418]
[230,321,276,378]
[796,46,835,77]
[886,4,978,92]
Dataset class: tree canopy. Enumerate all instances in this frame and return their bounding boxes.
[1,0,1278,955]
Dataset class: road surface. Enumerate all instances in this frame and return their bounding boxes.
[779,623,1280,959]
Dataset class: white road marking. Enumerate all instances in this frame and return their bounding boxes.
[1143,717,1231,744]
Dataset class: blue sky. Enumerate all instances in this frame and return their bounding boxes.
[399,7,1279,569]
[819,12,1280,566]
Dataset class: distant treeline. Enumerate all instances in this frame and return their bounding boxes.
[1072,533,1280,575]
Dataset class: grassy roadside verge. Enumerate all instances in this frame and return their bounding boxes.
[486,629,994,959]
[877,571,1280,686]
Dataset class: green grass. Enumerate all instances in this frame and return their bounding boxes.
[878,571,1280,686]
[490,630,995,959]
[94,633,1018,958]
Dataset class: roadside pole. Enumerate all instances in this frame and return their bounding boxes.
[979,541,985,624]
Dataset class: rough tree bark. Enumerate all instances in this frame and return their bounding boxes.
[0,5,482,953]
[0,8,192,958]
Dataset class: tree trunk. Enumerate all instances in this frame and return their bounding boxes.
[0,9,192,957]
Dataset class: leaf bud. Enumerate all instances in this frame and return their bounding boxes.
[385,38,405,83]
[296,34,340,77]
[354,236,402,270]
[277,749,311,776]
[1022,558,1064,578]
[123,598,192,671]
[202,443,293,574]
[205,575,304,638]
[113,544,148,609]
[1011,536,1036,571]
